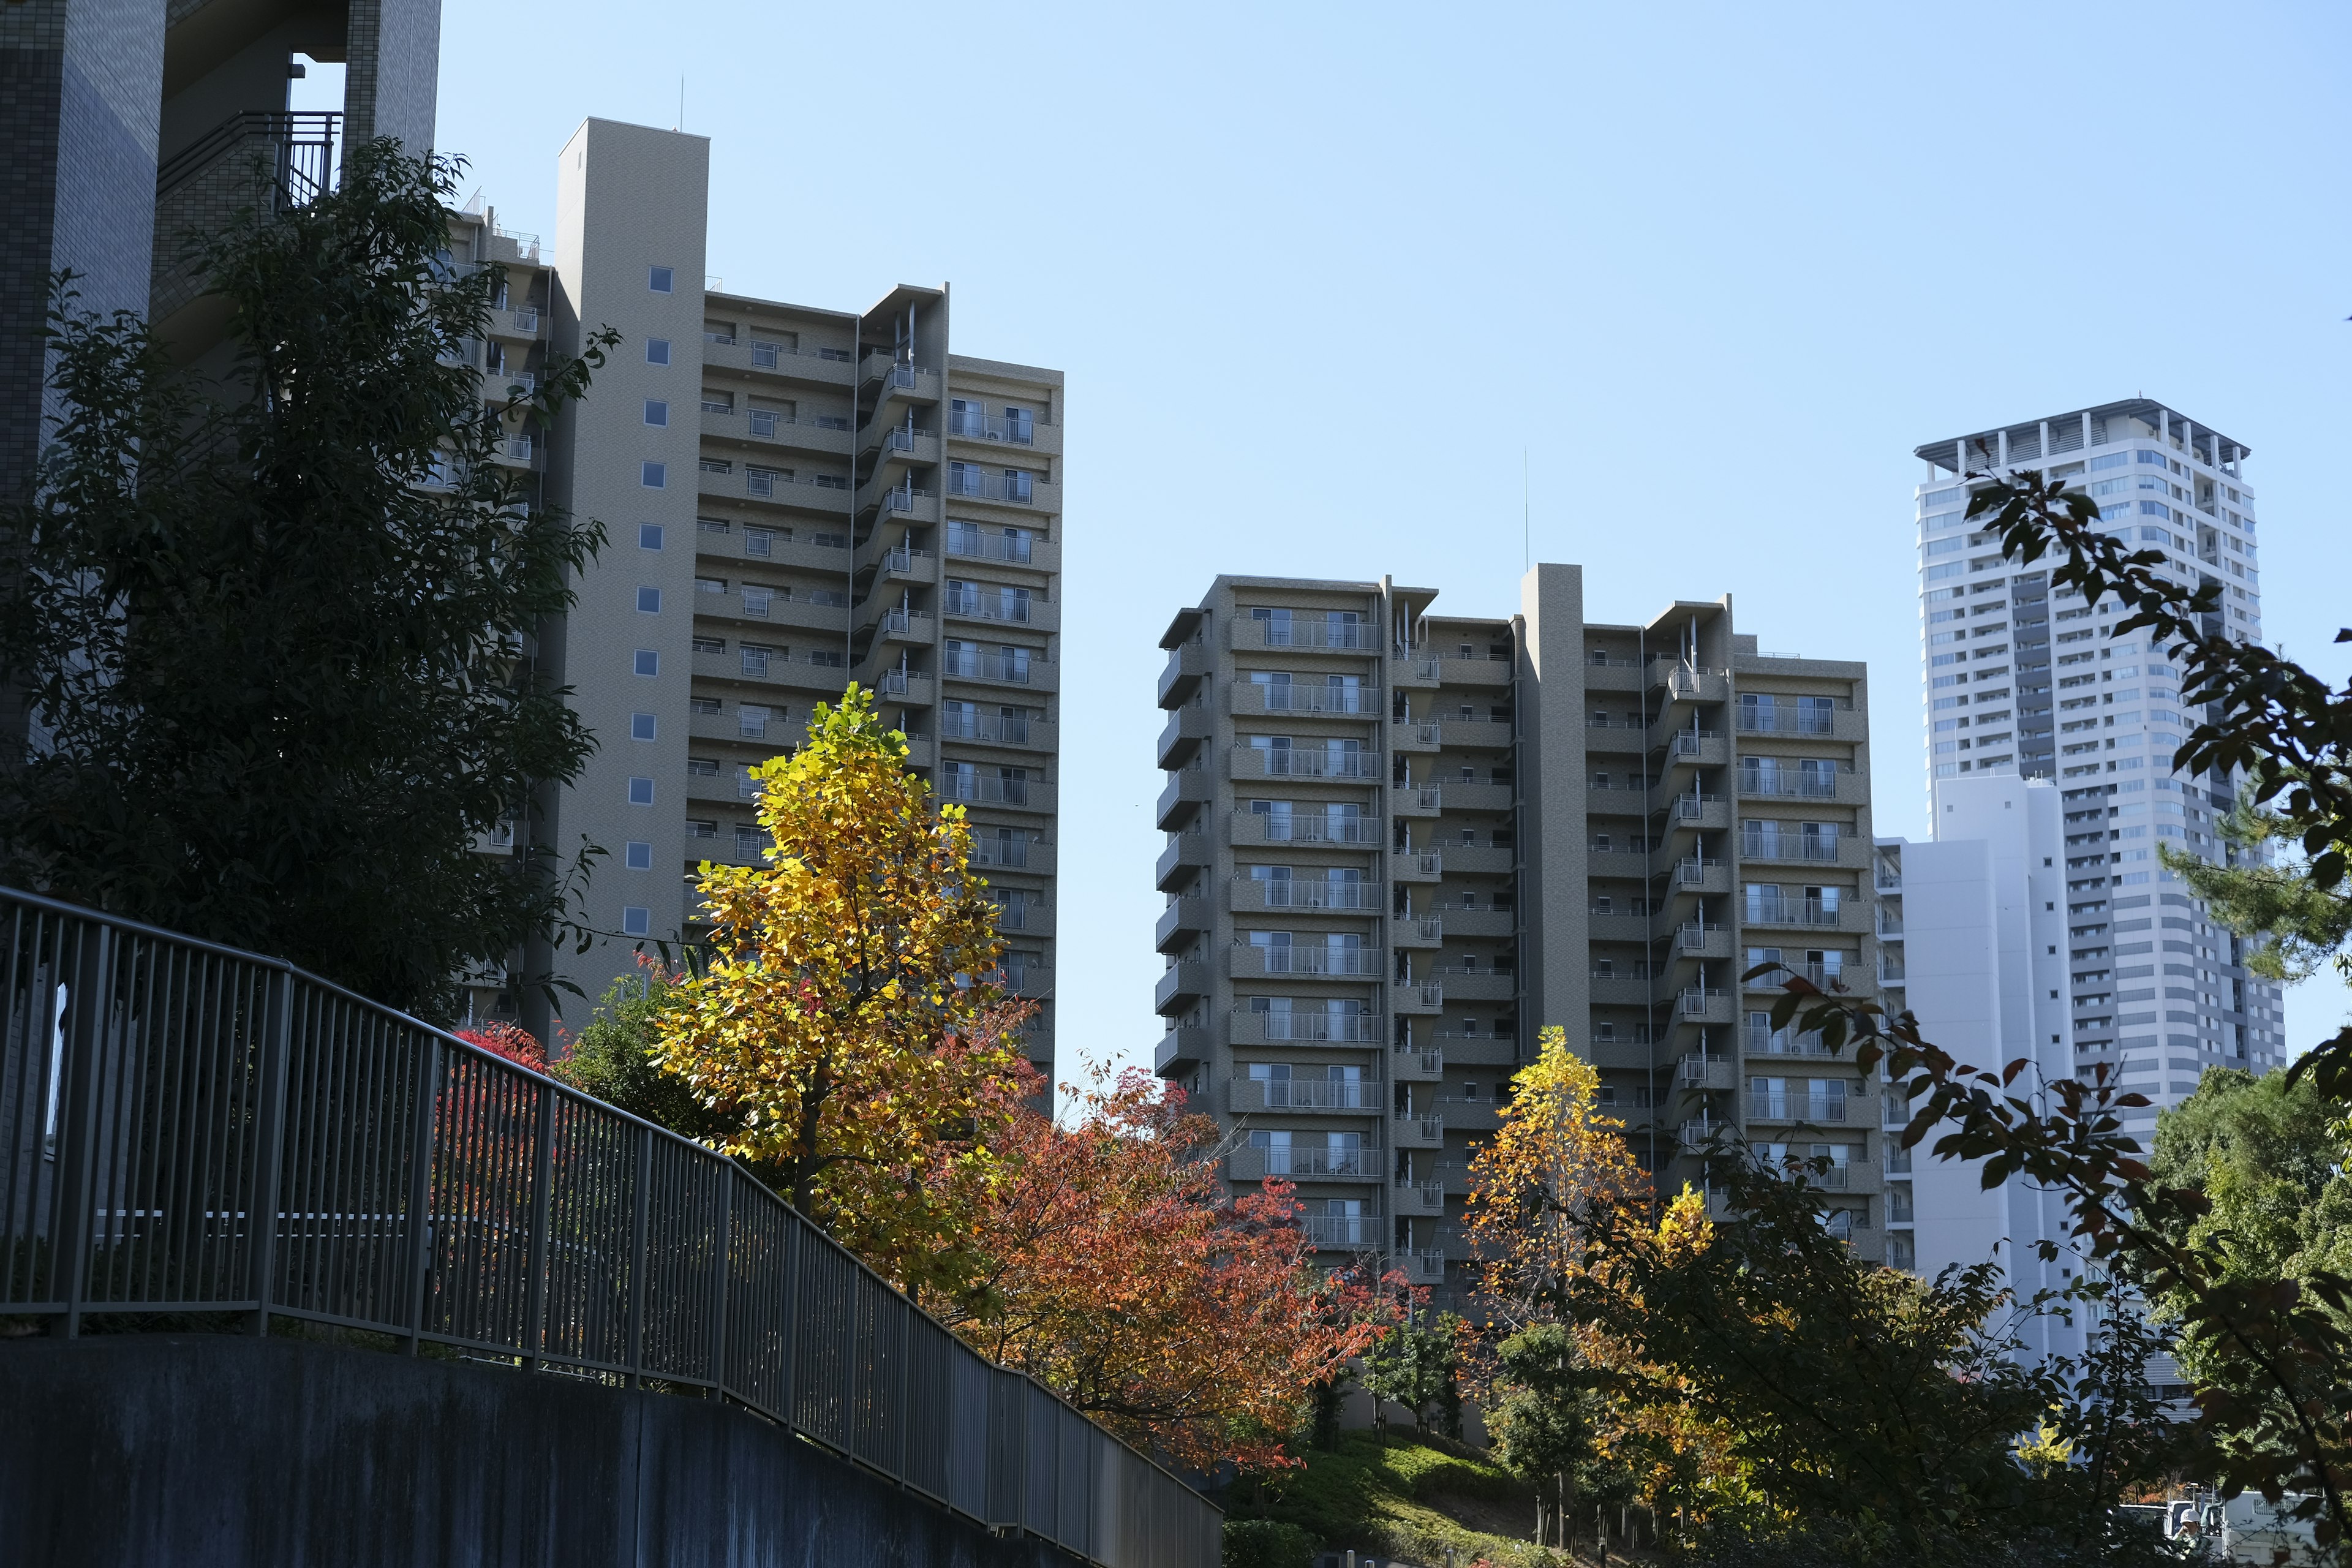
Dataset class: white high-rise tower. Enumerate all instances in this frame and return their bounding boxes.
[1910,400,2286,1134]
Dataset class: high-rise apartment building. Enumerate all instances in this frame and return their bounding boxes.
[2,0,440,500]
[1153,566,1881,1291]
[459,121,1064,1078]
[1911,401,2286,1127]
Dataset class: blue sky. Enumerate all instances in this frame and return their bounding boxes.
[412,3,2352,1082]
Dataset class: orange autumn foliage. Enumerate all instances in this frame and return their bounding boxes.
[942,1065,1406,1473]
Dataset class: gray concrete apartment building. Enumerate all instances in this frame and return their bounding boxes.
[2,0,440,500]
[1153,565,1885,1291]
[460,121,1064,1078]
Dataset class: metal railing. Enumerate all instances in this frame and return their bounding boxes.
[0,887,1215,1567]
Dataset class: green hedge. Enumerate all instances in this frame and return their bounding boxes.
[1223,1518,1317,1568]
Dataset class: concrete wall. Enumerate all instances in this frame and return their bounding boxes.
[0,1333,1087,1568]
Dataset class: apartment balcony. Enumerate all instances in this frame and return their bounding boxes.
[941,649,1056,693]
[1156,705,1212,769]
[1229,1080,1381,1115]
[1438,719,1514,751]
[1674,921,1733,959]
[701,334,856,386]
[1392,982,1444,1014]
[1225,809,1381,849]
[1227,876,1381,913]
[1393,915,1443,949]
[706,524,852,575]
[1391,850,1443,883]
[1434,1093,1502,1129]
[1677,1054,1736,1093]
[1392,782,1443,817]
[858,481,942,527]
[859,353,942,403]
[1228,946,1384,983]
[1584,715,1645,753]
[1156,767,1212,831]
[1303,1216,1384,1250]
[1226,1008,1384,1045]
[700,405,854,458]
[1227,617,1379,654]
[944,405,1057,452]
[1389,654,1442,688]
[1736,770,1866,806]
[1741,1025,1839,1060]
[1392,1046,1444,1081]
[490,434,540,470]
[1737,831,1868,868]
[1157,641,1211,707]
[1735,705,1866,743]
[1155,830,1209,891]
[1154,961,1207,1016]
[1442,781,1515,813]
[865,541,937,584]
[944,468,1061,514]
[1155,897,1208,954]
[1392,1178,1447,1216]
[1586,974,1653,1008]
[1444,907,1514,938]
[1444,845,1515,876]
[1586,913,1650,944]
[1676,1117,1732,1155]
[1654,791,1731,831]
[488,304,544,341]
[1392,1112,1445,1148]
[1436,655,1512,688]
[1583,657,1643,692]
[712,466,854,513]
[865,666,935,704]
[1229,681,1381,718]
[1648,662,1732,702]
[946,526,1060,576]
[1744,961,1864,994]
[858,422,943,467]
[1431,965,1513,1001]
[1668,857,1731,896]
[1676,987,1733,1024]
[472,821,516,856]
[1746,1093,1858,1126]
[1155,1025,1208,1076]
[1227,744,1381,782]
[940,713,1056,755]
[1401,1251,1446,1285]
[943,586,1057,634]
[1653,730,1727,768]
[1226,1147,1381,1183]
[1741,902,1861,933]
[1390,720,1441,753]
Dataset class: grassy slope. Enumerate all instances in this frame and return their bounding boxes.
[1219,1430,1569,1566]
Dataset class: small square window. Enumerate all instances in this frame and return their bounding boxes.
[633,649,658,677]
[644,399,669,427]
[622,906,651,937]
[648,266,674,294]
[630,712,657,742]
[638,522,664,550]
[627,777,655,806]
[647,339,671,366]
[641,461,666,488]
[624,841,654,870]
[638,586,662,614]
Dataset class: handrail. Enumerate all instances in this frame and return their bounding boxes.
[0,884,1216,1566]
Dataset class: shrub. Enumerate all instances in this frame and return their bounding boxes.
[1223,1518,1316,1568]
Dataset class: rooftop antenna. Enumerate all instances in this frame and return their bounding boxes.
[1522,448,1529,574]
[676,75,684,132]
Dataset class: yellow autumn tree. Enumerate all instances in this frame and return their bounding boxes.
[651,684,1030,1296]
[1464,1024,1654,1323]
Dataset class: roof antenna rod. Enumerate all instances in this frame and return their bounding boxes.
[676,75,684,132]
[1522,448,1530,574]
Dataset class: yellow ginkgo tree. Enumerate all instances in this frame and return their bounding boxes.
[651,684,1032,1295]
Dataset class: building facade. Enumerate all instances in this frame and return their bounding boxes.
[1153,565,1882,1291]
[1912,401,2286,1130]
[2,0,441,500]
[467,120,1064,1080]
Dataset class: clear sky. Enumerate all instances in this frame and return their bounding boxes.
[421,2,2352,1084]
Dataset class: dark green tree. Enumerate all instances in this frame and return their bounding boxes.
[0,140,618,1018]
[551,965,736,1145]
[1485,1321,1609,1552]
[1357,1308,1463,1439]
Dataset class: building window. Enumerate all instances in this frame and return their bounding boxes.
[641,461,666,488]
[622,906,651,937]
[686,819,717,839]
[644,399,668,427]
[627,777,655,805]
[639,522,663,550]
[633,649,658,677]
[742,586,772,617]
[647,338,670,366]
[624,841,654,870]
[630,712,657,742]
[741,645,771,677]
[638,586,661,614]
[648,266,674,294]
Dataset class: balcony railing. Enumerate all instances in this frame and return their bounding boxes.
[946,468,1039,505]
[1237,1008,1383,1043]
[970,835,1033,869]
[1241,876,1379,909]
[1245,947,1381,978]
[948,409,1038,445]
[1234,746,1379,780]
[1738,771,1841,799]
[1673,794,1722,820]
[1304,1215,1378,1248]
[945,526,1036,564]
[1739,832,1845,862]
[1743,1025,1835,1057]
[1748,1093,1849,1123]
[940,775,1034,807]
[1234,810,1378,845]
[941,712,1038,745]
[1743,901,1847,929]
[1240,619,1373,650]
[1241,682,1376,714]
[1245,1146,1373,1178]
[944,586,1036,624]
[1735,707,1841,735]
[942,651,1044,685]
[1254,1080,1373,1110]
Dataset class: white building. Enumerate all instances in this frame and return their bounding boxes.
[1910,401,2287,1138]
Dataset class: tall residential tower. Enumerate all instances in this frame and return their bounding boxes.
[1154,566,1883,1294]
[1912,401,2285,1130]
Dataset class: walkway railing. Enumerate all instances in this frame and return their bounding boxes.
[0,886,1216,1568]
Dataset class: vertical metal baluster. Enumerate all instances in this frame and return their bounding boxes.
[244,969,293,1335]
[779,1212,800,1433]
[709,1166,732,1398]
[626,1124,650,1387]
[401,1036,440,1354]
[51,925,111,1338]
[521,1080,556,1370]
